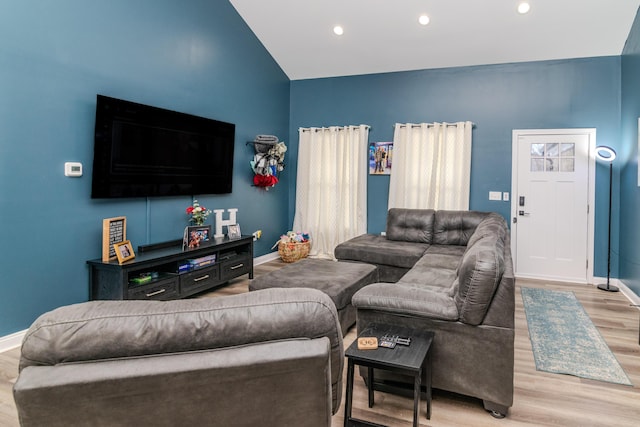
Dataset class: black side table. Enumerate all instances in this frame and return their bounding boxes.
[344,324,434,427]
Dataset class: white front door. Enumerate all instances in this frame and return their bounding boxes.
[511,129,595,283]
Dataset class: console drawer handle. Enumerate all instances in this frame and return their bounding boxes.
[146,289,166,297]
[230,264,244,270]
[193,274,210,282]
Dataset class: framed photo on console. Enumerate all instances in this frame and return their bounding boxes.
[184,225,211,250]
[114,240,135,264]
[227,223,241,239]
[102,216,126,262]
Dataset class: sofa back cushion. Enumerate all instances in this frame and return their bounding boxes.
[454,234,505,325]
[386,208,435,243]
[433,210,489,246]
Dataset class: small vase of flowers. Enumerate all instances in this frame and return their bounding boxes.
[185,200,212,226]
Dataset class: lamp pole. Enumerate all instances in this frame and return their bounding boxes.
[597,156,618,292]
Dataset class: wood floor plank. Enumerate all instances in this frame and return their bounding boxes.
[1,261,639,426]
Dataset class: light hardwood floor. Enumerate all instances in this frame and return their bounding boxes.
[1,260,639,426]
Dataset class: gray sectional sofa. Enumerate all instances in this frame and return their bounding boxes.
[335,208,515,417]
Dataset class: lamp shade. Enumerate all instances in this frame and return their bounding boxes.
[595,146,616,162]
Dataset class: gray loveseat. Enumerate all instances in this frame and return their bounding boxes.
[13,288,344,427]
[335,208,515,417]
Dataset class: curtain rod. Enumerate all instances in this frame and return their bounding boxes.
[396,122,476,128]
[299,125,370,133]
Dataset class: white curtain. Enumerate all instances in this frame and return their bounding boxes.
[293,125,369,259]
[388,121,473,210]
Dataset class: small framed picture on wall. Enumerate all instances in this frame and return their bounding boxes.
[369,142,393,175]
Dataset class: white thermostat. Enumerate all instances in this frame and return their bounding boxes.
[64,162,83,177]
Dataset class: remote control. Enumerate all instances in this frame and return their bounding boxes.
[378,340,396,349]
[379,334,412,348]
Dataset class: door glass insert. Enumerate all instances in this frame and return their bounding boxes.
[530,142,575,172]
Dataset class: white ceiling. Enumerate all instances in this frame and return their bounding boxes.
[229,0,640,81]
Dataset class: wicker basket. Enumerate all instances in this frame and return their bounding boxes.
[278,241,310,263]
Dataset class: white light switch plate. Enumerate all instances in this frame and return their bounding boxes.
[503,192,509,201]
[489,191,502,201]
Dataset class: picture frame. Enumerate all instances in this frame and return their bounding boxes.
[183,225,212,250]
[227,223,242,239]
[369,142,393,175]
[114,240,135,264]
[102,216,126,262]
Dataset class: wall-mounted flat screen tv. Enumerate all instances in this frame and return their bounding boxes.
[91,95,235,198]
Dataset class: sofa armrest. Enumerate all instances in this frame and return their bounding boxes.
[352,283,458,321]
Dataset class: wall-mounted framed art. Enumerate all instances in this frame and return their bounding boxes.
[369,141,393,175]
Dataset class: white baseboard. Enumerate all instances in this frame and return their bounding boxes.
[0,330,25,353]
[592,277,640,307]
[254,251,280,265]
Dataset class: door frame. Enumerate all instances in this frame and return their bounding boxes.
[510,128,596,284]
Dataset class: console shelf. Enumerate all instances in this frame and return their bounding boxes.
[87,236,253,300]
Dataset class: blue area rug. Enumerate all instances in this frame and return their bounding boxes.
[521,287,632,386]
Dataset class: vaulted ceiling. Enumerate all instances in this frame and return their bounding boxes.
[230,0,640,80]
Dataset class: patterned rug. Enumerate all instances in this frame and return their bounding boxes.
[521,287,632,386]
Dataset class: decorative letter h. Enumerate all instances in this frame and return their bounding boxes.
[213,208,238,238]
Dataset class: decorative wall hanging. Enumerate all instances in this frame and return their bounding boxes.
[248,135,286,190]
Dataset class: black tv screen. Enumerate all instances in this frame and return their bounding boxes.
[91,95,235,198]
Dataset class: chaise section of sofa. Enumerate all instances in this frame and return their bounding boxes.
[339,208,515,417]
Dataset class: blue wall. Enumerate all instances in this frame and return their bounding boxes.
[620,9,640,296]
[0,0,290,336]
[289,57,621,279]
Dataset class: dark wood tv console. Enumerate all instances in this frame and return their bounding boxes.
[87,236,253,301]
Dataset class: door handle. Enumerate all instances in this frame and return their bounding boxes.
[518,210,530,216]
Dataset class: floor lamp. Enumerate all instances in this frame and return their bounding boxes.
[595,145,618,292]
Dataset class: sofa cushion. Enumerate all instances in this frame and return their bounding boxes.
[334,234,429,269]
[386,208,435,243]
[433,210,489,246]
[424,244,467,257]
[455,235,505,325]
[399,264,457,292]
[352,282,458,320]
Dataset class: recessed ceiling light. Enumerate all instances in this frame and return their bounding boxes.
[333,25,344,36]
[418,14,430,26]
[517,2,531,14]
